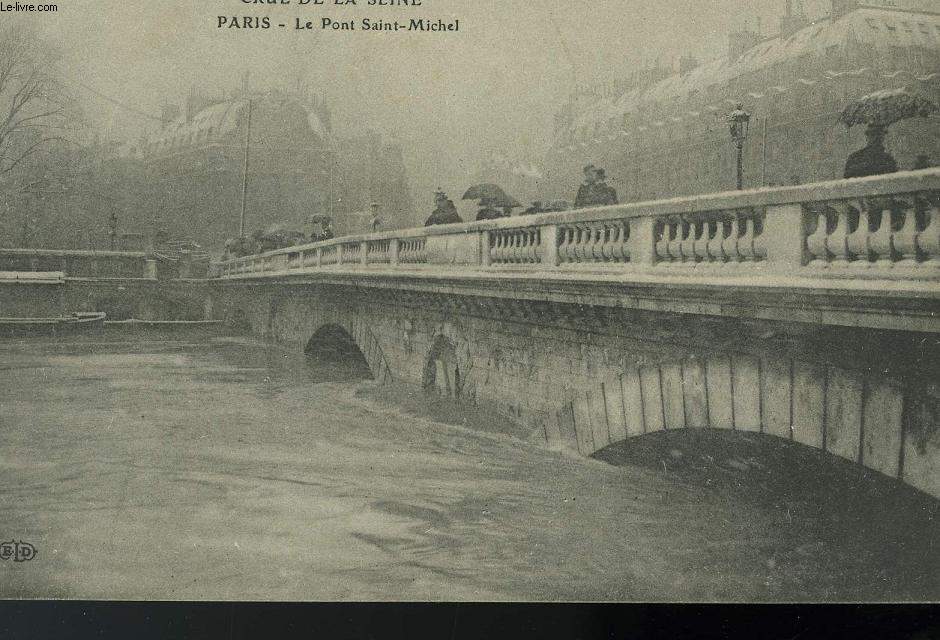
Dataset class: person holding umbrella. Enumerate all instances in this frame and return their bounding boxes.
[476,196,504,221]
[425,190,462,226]
[461,183,521,221]
[839,89,936,179]
[844,125,897,179]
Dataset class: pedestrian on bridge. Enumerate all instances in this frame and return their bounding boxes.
[574,165,618,208]
[844,125,898,179]
[425,190,462,226]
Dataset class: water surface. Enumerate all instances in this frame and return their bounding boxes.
[0,334,936,601]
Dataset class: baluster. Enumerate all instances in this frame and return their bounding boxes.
[596,225,610,261]
[806,211,829,266]
[592,225,602,261]
[738,216,757,261]
[708,219,728,263]
[569,226,580,263]
[557,227,570,263]
[576,226,588,262]
[870,202,897,267]
[891,202,920,267]
[845,199,872,267]
[611,223,626,262]
[825,202,852,268]
[588,225,602,262]
[667,219,686,263]
[916,201,939,266]
[590,226,601,261]
[528,229,539,263]
[679,220,699,266]
[611,223,623,262]
[655,220,671,263]
[693,220,711,264]
[752,214,767,262]
[572,226,585,263]
[722,217,742,262]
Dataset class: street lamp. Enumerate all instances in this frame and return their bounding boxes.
[728,102,751,190]
[108,209,118,250]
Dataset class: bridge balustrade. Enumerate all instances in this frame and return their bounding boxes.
[210,168,940,281]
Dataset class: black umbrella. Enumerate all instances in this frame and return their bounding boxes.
[461,183,522,208]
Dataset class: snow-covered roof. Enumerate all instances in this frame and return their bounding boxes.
[141,100,246,156]
[139,96,328,157]
[565,8,940,136]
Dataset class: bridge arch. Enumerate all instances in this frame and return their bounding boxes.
[549,352,939,497]
[304,321,393,384]
[304,324,373,380]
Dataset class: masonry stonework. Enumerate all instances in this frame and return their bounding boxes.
[217,282,940,499]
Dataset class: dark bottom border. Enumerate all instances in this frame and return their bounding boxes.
[1,602,937,639]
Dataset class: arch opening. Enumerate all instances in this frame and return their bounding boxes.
[423,335,461,398]
[304,324,373,382]
[591,428,940,599]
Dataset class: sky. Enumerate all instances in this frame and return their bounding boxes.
[21,0,839,201]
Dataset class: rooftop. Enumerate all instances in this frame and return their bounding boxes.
[563,6,940,137]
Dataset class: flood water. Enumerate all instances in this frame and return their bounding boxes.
[1,331,937,601]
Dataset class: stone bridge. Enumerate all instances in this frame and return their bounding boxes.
[212,169,940,498]
[0,248,210,320]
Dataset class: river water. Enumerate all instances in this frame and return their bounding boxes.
[0,331,937,601]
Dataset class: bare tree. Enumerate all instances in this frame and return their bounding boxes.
[0,24,72,179]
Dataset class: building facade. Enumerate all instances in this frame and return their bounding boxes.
[111,89,412,250]
[533,1,940,204]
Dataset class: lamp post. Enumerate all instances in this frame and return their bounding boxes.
[108,208,118,250]
[239,98,253,238]
[728,103,751,190]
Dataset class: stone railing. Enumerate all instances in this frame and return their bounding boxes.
[0,248,157,280]
[211,168,940,281]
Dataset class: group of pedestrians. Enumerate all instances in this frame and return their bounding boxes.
[425,164,619,227]
[424,137,933,228]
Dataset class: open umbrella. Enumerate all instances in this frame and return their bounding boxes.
[839,89,937,129]
[461,183,522,209]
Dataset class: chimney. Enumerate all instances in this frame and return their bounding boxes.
[679,53,700,76]
[728,27,763,61]
[184,87,213,122]
[780,0,809,38]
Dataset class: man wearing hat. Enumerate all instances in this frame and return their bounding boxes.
[574,165,618,208]
[844,125,897,179]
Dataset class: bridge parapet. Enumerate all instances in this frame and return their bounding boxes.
[213,169,940,281]
[0,248,157,280]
